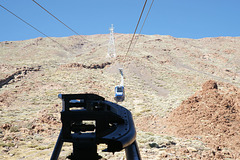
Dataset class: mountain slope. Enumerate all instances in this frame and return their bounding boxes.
[0,34,239,159]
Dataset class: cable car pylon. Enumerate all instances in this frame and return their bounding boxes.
[114,68,125,102]
[108,24,116,58]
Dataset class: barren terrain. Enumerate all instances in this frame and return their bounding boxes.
[0,34,240,159]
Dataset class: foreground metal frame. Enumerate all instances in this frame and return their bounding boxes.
[50,93,141,160]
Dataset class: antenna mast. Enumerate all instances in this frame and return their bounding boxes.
[108,24,116,58]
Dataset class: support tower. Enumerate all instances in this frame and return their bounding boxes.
[108,24,116,58]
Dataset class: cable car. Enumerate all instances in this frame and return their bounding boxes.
[114,85,125,102]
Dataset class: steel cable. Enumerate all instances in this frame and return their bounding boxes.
[0,4,69,51]
[132,0,155,50]
[125,0,148,58]
[32,0,88,41]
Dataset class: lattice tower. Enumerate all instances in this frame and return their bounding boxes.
[108,24,116,58]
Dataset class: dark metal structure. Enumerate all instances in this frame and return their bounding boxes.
[51,93,141,160]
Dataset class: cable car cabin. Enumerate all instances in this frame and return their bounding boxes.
[114,86,125,102]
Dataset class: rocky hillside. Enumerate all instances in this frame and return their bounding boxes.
[0,34,239,159]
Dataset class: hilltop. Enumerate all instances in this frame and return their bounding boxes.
[0,34,240,159]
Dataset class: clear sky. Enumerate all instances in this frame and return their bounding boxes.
[0,0,240,42]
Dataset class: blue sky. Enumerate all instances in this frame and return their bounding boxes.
[0,0,240,42]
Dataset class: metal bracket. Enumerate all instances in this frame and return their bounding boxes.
[51,93,141,160]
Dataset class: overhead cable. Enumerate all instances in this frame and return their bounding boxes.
[125,0,148,57]
[132,0,155,49]
[32,0,87,41]
[0,4,69,51]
